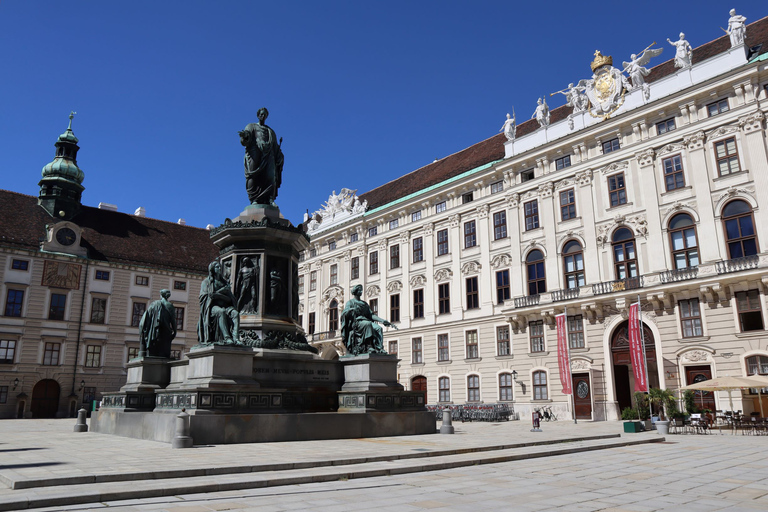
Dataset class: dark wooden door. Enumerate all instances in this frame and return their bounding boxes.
[31,379,60,418]
[572,373,592,419]
[686,366,716,412]
[614,365,632,412]
[411,376,427,403]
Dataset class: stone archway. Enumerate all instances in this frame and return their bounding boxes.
[31,379,60,418]
[610,321,659,413]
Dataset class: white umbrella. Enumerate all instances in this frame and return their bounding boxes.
[743,375,768,417]
[680,375,760,417]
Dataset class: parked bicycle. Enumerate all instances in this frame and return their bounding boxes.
[538,405,557,422]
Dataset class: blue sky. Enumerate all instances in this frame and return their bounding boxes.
[1,2,764,228]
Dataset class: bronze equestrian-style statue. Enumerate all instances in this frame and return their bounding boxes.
[239,107,284,206]
[340,284,397,355]
[139,289,177,358]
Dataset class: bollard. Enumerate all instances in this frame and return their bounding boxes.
[440,407,454,434]
[73,408,88,432]
[171,410,193,449]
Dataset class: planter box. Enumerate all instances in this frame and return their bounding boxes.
[623,421,644,433]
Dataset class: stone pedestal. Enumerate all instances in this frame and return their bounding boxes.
[338,354,425,413]
[182,344,259,388]
[100,357,171,411]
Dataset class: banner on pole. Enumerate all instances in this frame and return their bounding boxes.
[628,302,648,392]
[556,313,572,395]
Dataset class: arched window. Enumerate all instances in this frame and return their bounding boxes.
[533,371,548,400]
[612,228,637,279]
[438,376,451,402]
[722,200,758,259]
[562,240,585,289]
[668,213,699,269]
[328,299,338,331]
[526,249,546,295]
[467,375,480,402]
[499,373,513,401]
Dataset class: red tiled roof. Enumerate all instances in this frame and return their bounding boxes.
[359,15,768,211]
[0,190,219,273]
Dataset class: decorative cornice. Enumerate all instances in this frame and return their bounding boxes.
[683,130,705,150]
[537,182,554,198]
[575,169,593,186]
[506,192,520,207]
[449,214,461,227]
[655,144,683,157]
[476,204,490,218]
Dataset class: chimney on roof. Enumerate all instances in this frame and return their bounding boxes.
[206,224,214,230]
[134,207,146,217]
[177,218,186,225]
[98,202,118,211]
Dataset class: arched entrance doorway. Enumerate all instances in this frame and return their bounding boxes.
[411,375,427,403]
[31,379,60,418]
[611,321,658,412]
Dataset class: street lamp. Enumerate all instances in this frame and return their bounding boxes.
[511,370,518,381]
[12,378,19,390]
[79,380,85,391]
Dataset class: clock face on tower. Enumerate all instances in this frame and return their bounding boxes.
[55,227,77,246]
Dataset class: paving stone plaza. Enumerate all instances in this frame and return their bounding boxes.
[1,418,766,511]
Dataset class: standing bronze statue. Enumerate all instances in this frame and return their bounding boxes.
[197,261,241,345]
[340,284,397,355]
[139,289,177,358]
[236,256,259,314]
[239,107,284,206]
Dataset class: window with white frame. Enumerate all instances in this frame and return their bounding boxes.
[439,376,451,402]
[467,375,480,402]
[437,334,449,361]
[465,330,479,359]
[533,371,548,400]
[499,373,513,401]
[497,325,510,356]
[679,298,703,337]
[412,338,423,363]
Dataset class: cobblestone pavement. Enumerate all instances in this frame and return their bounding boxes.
[2,418,767,511]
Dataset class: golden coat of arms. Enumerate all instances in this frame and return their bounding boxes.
[584,51,626,120]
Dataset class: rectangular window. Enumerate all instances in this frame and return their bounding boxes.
[328,240,337,251]
[310,271,317,291]
[135,276,149,286]
[465,330,479,359]
[390,294,400,323]
[369,298,378,315]
[560,189,576,221]
[95,270,110,281]
[412,338,423,363]
[350,232,359,243]
[736,290,763,332]
[663,155,685,191]
[602,138,620,154]
[90,297,106,324]
[309,248,317,258]
[497,325,510,356]
[493,211,507,240]
[439,377,451,402]
[85,345,102,368]
[466,277,479,309]
[530,320,545,352]
[389,219,399,230]
[369,251,379,275]
[0,340,17,364]
[127,346,139,361]
[131,302,146,327]
[437,229,449,256]
[298,275,305,294]
[49,293,67,320]
[389,245,400,269]
[368,226,378,237]
[330,264,338,285]
[496,270,510,304]
[707,98,729,117]
[0,386,8,404]
[173,280,187,291]
[175,307,185,331]
[350,257,359,280]
[435,201,447,214]
[555,155,571,170]
[43,342,61,366]
[679,298,703,337]
[412,237,423,263]
[656,118,676,135]
[410,210,422,222]
[438,334,449,361]
[464,221,476,248]
[715,137,741,176]
[413,289,424,319]
[11,259,29,271]
[462,192,474,204]
[533,371,548,400]
[524,200,539,230]
[520,168,535,182]
[388,340,398,355]
[568,315,585,349]
[491,180,504,194]
[467,375,480,402]
[608,173,627,207]
[4,289,24,317]
[438,283,450,314]
[499,373,513,401]
[308,312,316,334]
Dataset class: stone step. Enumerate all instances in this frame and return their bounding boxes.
[0,435,664,511]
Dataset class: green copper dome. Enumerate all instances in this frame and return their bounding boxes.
[40,112,84,184]
[38,112,86,220]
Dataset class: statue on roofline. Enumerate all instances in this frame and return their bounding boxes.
[667,33,692,70]
[726,9,747,48]
[531,97,550,128]
[622,42,664,100]
[499,110,516,141]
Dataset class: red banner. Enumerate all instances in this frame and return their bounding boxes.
[556,313,572,395]
[629,302,648,392]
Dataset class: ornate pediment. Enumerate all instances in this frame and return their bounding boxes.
[365,285,380,298]
[461,261,482,275]
[656,143,684,157]
[599,160,629,175]
[434,268,453,282]
[321,285,344,307]
[490,253,512,269]
[386,280,402,293]
[706,123,740,141]
[409,274,427,287]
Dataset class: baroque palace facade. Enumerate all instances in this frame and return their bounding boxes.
[0,118,218,419]
[299,14,768,420]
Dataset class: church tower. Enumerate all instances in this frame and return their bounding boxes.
[38,112,85,220]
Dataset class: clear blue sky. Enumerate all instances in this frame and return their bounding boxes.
[1,2,763,228]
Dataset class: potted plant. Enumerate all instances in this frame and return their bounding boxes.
[621,407,644,433]
[648,387,676,435]
[633,391,651,430]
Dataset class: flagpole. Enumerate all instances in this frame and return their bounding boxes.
[565,306,577,424]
